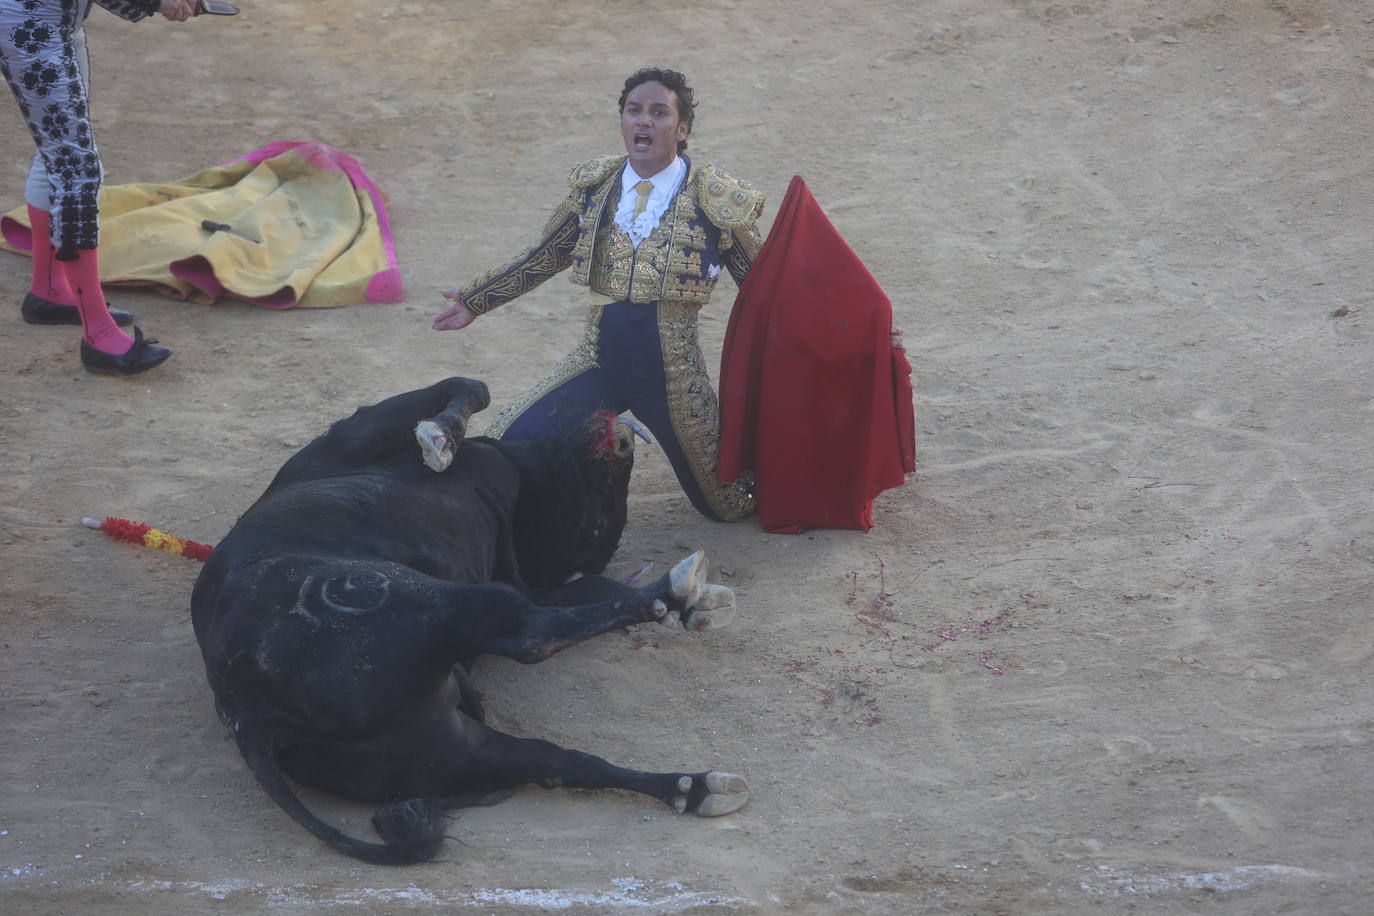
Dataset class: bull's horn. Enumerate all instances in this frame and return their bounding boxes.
[619,416,653,444]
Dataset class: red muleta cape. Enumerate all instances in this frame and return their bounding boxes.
[717,176,915,534]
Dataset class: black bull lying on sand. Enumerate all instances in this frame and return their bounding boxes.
[190,377,746,865]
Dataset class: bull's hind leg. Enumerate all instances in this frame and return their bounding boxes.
[451,662,486,722]
[465,723,749,817]
[278,699,747,818]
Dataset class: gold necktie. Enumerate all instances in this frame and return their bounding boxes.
[631,180,654,219]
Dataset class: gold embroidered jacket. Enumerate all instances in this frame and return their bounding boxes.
[460,155,765,315]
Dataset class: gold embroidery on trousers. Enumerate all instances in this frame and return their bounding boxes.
[656,300,755,521]
[484,302,606,438]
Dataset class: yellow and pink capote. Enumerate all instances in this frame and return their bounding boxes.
[2,141,402,309]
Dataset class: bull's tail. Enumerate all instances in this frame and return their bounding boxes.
[238,729,448,865]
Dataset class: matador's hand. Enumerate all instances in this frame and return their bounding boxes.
[434,290,478,331]
[891,327,905,352]
[158,0,194,21]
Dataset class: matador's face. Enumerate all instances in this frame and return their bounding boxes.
[620,81,690,179]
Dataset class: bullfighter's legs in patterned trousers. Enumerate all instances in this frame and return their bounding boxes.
[494,300,753,521]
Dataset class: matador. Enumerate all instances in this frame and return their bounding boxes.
[434,68,761,522]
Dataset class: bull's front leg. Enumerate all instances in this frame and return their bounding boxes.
[534,561,736,631]
[466,552,719,662]
[415,378,493,472]
[305,377,490,472]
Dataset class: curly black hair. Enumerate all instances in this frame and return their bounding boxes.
[618,68,696,153]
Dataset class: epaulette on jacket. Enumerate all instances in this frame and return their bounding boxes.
[697,163,765,232]
[568,155,627,190]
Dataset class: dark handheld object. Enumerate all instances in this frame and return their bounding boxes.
[195,1,240,15]
[201,219,260,244]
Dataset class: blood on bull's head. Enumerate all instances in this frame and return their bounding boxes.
[509,411,638,590]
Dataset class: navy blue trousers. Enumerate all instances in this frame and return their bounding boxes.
[499,300,729,521]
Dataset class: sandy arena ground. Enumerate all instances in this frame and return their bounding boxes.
[2,1,1372,912]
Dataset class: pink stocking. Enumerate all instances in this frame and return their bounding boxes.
[26,206,77,307]
[61,249,132,355]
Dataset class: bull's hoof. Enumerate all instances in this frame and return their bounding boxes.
[673,771,749,817]
[683,609,734,631]
[683,584,736,630]
[415,421,454,472]
[668,551,707,609]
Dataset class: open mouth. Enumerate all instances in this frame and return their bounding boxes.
[632,133,653,150]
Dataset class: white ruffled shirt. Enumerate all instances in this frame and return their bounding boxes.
[614,156,686,248]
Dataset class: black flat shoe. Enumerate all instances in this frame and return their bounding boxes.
[80,327,172,376]
[23,292,133,326]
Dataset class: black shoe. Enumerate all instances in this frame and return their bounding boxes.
[23,292,133,327]
[80,327,172,376]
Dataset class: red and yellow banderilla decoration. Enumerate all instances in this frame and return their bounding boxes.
[82,516,214,562]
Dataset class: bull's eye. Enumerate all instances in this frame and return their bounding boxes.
[319,570,390,613]
[587,521,606,541]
